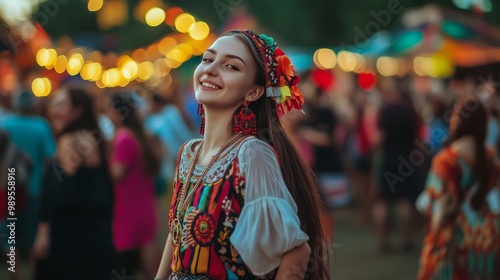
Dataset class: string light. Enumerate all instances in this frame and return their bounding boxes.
[34,6,215,89]
[175,13,195,33]
[32,78,52,97]
[88,0,103,12]
[337,51,357,72]
[377,57,398,76]
[313,48,336,70]
[145,7,166,27]
[54,55,68,74]
[189,21,210,40]
[67,53,84,76]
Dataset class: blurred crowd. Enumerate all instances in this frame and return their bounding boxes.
[1,53,500,279]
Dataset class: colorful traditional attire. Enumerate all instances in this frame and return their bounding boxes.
[168,137,308,279]
[416,147,500,280]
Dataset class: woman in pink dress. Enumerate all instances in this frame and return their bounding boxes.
[107,91,161,279]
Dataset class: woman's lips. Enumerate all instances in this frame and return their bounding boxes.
[200,81,222,90]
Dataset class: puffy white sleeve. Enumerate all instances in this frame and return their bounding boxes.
[230,138,309,275]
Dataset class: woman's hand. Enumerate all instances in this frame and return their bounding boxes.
[275,242,311,280]
[110,163,126,182]
[156,233,174,280]
[432,193,459,230]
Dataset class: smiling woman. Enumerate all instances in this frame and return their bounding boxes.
[155,30,330,280]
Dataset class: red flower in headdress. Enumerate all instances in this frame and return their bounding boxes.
[278,57,294,81]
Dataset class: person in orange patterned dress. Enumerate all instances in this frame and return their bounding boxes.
[416,96,500,280]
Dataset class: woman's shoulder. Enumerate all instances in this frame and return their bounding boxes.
[237,136,278,165]
[238,136,272,153]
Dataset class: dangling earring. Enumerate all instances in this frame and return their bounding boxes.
[233,100,257,135]
[197,103,205,135]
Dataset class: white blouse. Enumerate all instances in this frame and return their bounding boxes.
[230,138,309,275]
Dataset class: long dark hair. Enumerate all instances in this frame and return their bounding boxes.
[450,96,489,210]
[60,87,107,165]
[223,31,330,279]
[109,92,160,176]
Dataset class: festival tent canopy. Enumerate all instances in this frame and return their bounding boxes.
[383,5,500,67]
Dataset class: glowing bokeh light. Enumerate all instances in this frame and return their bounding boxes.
[81,62,103,81]
[137,61,154,81]
[67,53,84,76]
[132,49,147,62]
[313,48,336,70]
[353,53,366,73]
[145,7,166,27]
[189,21,210,40]
[88,0,103,12]
[175,13,195,33]
[377,57,398,77]
[176,43,193,61]
[36,49,49,66]
[165,7,183,26]
[31,78,52,97]
[413,56,430,77]
[165,58,182,69]
[337,51,357,72]
[102,68,121,87]
[54,55,68,74]
[121,60,139,80]
[153,58,170,78]
[158,37,177,55]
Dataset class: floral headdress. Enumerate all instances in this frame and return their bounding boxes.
[232,30,304,118]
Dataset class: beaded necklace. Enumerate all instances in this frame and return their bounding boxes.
[171,132,243,245]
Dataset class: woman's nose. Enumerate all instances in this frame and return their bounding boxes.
[203,62,218,77]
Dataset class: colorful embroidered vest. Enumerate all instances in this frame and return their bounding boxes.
[168,139,273,280]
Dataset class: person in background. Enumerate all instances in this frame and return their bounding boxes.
[145,77,197,265]
[0,130,32,280]
[34,87,116,280]
[145,75,196,197]
[0,93,13,123]
[350,86,378,227]
[372,77,420,254]
[416,96,500,280]
[0,90,55,278]
[108,91,161,279]
[478,80,499,152]
[425,95,449,156]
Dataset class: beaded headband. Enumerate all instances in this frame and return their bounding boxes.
[230,30,304,117]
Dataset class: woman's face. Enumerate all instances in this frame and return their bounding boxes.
[193,35,259,110]
[49,90,81,134]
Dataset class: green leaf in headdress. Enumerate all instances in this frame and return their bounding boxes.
[259,34,276,51]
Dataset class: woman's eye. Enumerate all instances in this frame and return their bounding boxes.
[227,64,239,70]
[202,57,213,62]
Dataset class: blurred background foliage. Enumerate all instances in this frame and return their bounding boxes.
[35,0,500,49]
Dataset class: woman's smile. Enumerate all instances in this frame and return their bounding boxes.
[200,80,223,91]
